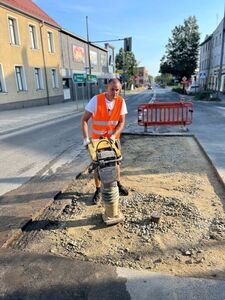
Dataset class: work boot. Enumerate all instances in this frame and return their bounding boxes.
[92,187,101,204]
[117,181,129,196]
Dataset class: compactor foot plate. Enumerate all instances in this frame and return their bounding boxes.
[102,212,124,226]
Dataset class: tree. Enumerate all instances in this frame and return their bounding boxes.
[159,16,200,80]
[155,73,173,86]
[115,48,138,88]
[147,74,154,84]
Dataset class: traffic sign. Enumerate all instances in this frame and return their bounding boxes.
[116,69,123,74]
[73,73,86,83]
[199,72,206,79]
[86,74,97,83]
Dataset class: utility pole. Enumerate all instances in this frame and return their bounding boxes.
[86,16,92,75]
[122,48,126,97]
[86,16,92,99]
[217,6,225,97]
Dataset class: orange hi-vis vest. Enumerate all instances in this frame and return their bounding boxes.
[91,93,123,139]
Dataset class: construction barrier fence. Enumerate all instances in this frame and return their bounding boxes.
[138,101,194,132]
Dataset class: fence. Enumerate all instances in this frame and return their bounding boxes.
[138,101,194,132]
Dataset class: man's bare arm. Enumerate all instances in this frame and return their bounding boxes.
[113,114,126,136]
[81,111,92,138]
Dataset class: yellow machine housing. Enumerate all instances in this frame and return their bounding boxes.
[87,138,122,162]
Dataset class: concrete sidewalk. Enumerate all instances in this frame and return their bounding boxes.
[0,100,86,136]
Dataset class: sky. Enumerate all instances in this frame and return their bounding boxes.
[34,0,225,77]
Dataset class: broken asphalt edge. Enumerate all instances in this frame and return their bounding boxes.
[0,149,91,249]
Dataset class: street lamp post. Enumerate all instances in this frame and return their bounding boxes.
[86,16,92,76]
[122,48,126,97]
[86,16,94,99]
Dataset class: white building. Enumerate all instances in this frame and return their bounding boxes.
[199,18,225,92]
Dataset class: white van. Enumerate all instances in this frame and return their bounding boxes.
[186,84,200,95]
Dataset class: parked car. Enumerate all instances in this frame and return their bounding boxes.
[186,84,200,94]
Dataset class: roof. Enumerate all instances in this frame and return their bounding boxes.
[0,0,60,28]
[200,34,213,47]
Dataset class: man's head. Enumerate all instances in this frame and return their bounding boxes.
[106,78,122,101]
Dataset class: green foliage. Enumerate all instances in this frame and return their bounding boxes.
[148,74,154,83]
[155,73,173,86]
[209,97,221,102]
[115,48,138,88]
[194,91,210,100]
[172,87,186,94]
[155,75,161,83]
[160,16,200,80]
[194,92,221,101]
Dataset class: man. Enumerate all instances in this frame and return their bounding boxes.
[81,78,129,204]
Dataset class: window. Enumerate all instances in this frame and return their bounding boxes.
[51,69,58,88]
[8,17,19,45]
[34,68,43,89]
[47,31,54,53]
[29,25,38,49]
[62,78,69,89]
[0,64,7,93]
[15,66,27,91]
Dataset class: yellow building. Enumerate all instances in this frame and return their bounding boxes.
[0,0,63,110]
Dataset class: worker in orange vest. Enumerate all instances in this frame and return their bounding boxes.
[81,78,129,204]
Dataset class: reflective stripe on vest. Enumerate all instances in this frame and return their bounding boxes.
[92,129,114,135]
[92,120,119,126]
[91,93,123,139]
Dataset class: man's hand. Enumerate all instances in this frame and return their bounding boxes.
[110,134,116,143]
[83,137,91,147]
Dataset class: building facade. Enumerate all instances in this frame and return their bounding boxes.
[199,18,225,92]
[59,29,116,102]
[0,0,117,110]
[0,0,63,110]
[135,67,148,86]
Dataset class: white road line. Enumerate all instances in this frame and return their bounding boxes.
[149,90,156,103]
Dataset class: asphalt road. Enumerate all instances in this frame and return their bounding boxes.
[0,90,153,198]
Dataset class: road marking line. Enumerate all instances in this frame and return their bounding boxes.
[149,90,156,103]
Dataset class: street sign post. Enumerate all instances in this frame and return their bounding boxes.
[73,73,86,83]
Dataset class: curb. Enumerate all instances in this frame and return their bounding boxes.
[193,135,225,189]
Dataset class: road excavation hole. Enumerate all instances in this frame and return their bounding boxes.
[11,135,225,280]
